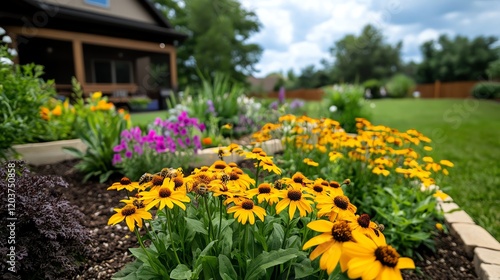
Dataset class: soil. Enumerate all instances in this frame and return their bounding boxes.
[31,159,478,280]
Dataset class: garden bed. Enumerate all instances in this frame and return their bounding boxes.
[31,159,477,280]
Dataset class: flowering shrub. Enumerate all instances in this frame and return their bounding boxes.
[0,35,57,159]
[107,145,415,279]
[113,111,205,180]
[64,85,130,182]
[323,84,371,133]
[252,115,452,257]
[39,98,77,141]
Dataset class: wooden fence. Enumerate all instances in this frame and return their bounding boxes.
[253,88,324,101]
[415,81,478,98]
[252,81,478,100]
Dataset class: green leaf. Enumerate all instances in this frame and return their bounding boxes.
[136,265,164,280]
[218,254,237,280]
[244,248,300,280]
[293,258,315,279]
[170,264,192,280]
[112,260,142,280]
[129,248,158,266]
[63,146,84,158]
[268,223,284,251]
[185,217,208,235]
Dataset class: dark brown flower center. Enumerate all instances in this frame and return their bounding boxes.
[172,177,183,189]
[121,205,136,216]
[120,177,131,185]
[329,181,341,188]
[334,195,350,210]
[343,179,351,185]
[320,181,329,187]
[331,220,353,242]
[293,175,304,184]
[159,188,172,198]
[375,245,400,267]
[258,184,271,194]
[152,175,164,186]
[358,214,371,228]
[214,163,227,170]
[287,190,302,201]
[230,172,240,181]
[242,200,254,210]
[313,185,323,193]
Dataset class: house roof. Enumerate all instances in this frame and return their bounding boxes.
[0,0,187,44]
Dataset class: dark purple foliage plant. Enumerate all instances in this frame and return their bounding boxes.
[0,161,90,280]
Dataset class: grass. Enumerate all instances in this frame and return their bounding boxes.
[366,99,500,240]
[130,111,167,126]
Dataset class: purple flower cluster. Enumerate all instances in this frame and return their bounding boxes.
[113,111,205,165]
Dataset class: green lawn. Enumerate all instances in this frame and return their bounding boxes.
[130,111,168,126]
[367,99,499,240]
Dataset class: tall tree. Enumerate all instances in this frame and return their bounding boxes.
[154,0,263,89]
[330,24,402,83]
[417,35,499,83]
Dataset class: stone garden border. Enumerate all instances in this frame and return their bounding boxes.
[13,138,499,279]
[438,198,500,279]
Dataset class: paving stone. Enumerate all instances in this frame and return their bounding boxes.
[445,210,476,224]
[451,223,500,258]
[479,263,500,280]
[474,248,500,277]
[438,201,460,212]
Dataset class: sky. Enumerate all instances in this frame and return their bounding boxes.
[239,0,500,78]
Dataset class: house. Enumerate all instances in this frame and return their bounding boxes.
[0,0,187,108]
[246,75,280,94]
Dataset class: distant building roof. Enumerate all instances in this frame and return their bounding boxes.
[247,75,280,93]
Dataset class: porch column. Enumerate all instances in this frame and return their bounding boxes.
[169,49,178,90]
[72,39,86,86]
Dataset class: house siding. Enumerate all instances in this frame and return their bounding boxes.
[43,0,157,24]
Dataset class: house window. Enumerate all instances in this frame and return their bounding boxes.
[85,0,109,8]
[92,60,133,83]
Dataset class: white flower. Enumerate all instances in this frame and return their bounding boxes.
[2,35,12,44]
[0,27,5,36]
[8,48,17,56]
[370,103,376,108]
[0,57,13,65]
[329,105,337,113]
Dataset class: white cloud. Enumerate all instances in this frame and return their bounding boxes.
[240,0,500,77]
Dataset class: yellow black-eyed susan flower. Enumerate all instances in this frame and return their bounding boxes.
[343,231,415,280]
[108,204,152,232]
[227,199,266,225]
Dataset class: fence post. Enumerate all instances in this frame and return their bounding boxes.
[434,80,441,98]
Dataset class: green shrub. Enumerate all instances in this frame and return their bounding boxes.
[362,79,382,99]
[471,82,500,99]
[323,84,371,133]
[486,59,500,80]
[0,161,90,279]
[385,74,415,98]
[64,80,129,182]
[129,96,151,109]
[0,44,56,159]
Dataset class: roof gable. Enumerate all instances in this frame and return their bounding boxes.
[41,0,168,27]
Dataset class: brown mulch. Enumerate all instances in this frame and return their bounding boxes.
[31,159,477,280]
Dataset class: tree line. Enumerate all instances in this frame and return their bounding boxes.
[154,0,500,89]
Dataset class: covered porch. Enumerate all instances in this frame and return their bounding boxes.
[7,26,178,108]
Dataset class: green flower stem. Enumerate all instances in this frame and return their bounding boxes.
[165,208,181,265]
[255,160,261,187]
[281,215,292,249]
[203,195,214,240]
[134,228,162,274]
[217,196,224,240]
